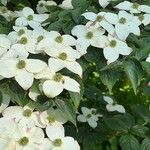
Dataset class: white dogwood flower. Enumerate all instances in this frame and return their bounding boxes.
[46,126,80,150]
[82,12,115,34]
[0,58,47,90]
[12,126,45,149]
[8,26,29,44]
[105,11,140,40]
[103,35,132,63]
[2,44,29,59]
[72,24,107,55]
[37,0,57,14]
[115,1,150,14]
[0,34,11,57]
[47,46,82,77]
[2,105,41,129]
[15,7,48,29]
[16,31,39,54]
[77,107,102,128]
[39,107,67,127]
[35,67,80,98]
[37,107,67,136]
[103,96,125,113]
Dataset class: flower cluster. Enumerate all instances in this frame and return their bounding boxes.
[0,0,150,149]
[0,104,80,149]
[72,1,150,63]
[0,5,82,98]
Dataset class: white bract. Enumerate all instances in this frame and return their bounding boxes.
[82,12,115,34]
[103,96,125,113]
[0,34,11,57]
[2,105,40,129]
[46,126,80,150]
[77,107,102,128]
[38,31,76,49]
[103,35,132,63]
[59,0,73,10]
[0,57,47,90]
[35,68,80,98]
[146,54,150,62]
[15,7,48,29]
[105,11,140,40]
[98,0,118,8]
[115,1,150,14]
[72,24,107,55]
[0,93,10,113]
[138,14,150,26]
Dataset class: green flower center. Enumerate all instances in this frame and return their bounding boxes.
[138,14,144,21]
[37,35,44,43]
[27,15,33,21]
[53,73,63,82]
[16,60,26,69]
[86,114,92,119]
[86,32,93,39]
[55,36,63,43]
[109,40,117,48]
[119,17,126,24]
[47,116,56,123]
[19,137,29,146]
[19,37,28,44]
[18,29,25,36]
[39,3,44,7]
[91,110,96,115]
[22,109,32,117]
[53,138,62,147]
[96,15,103,22]
[58,52,67,60]
[1,8,8,13]
[132,3,139,9]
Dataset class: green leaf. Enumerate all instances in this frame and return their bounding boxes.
[135,44,150,60]
[46,5,62,13]
[0,91,3,105]
[33,95,53,112]
[141,138,150,150]
[131,125,149,138]
[142,61,150,75]
[55,99,76,126]
[71,8,84,24]
[69,80,84,110]
[131,105,150,122]
[119,135,140,150]
[124,59,143,94]
[72,0,90,9]
[104,114,135,132]
[7,80,29,106]
[47,21,63,31]
[99,69,121,93]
